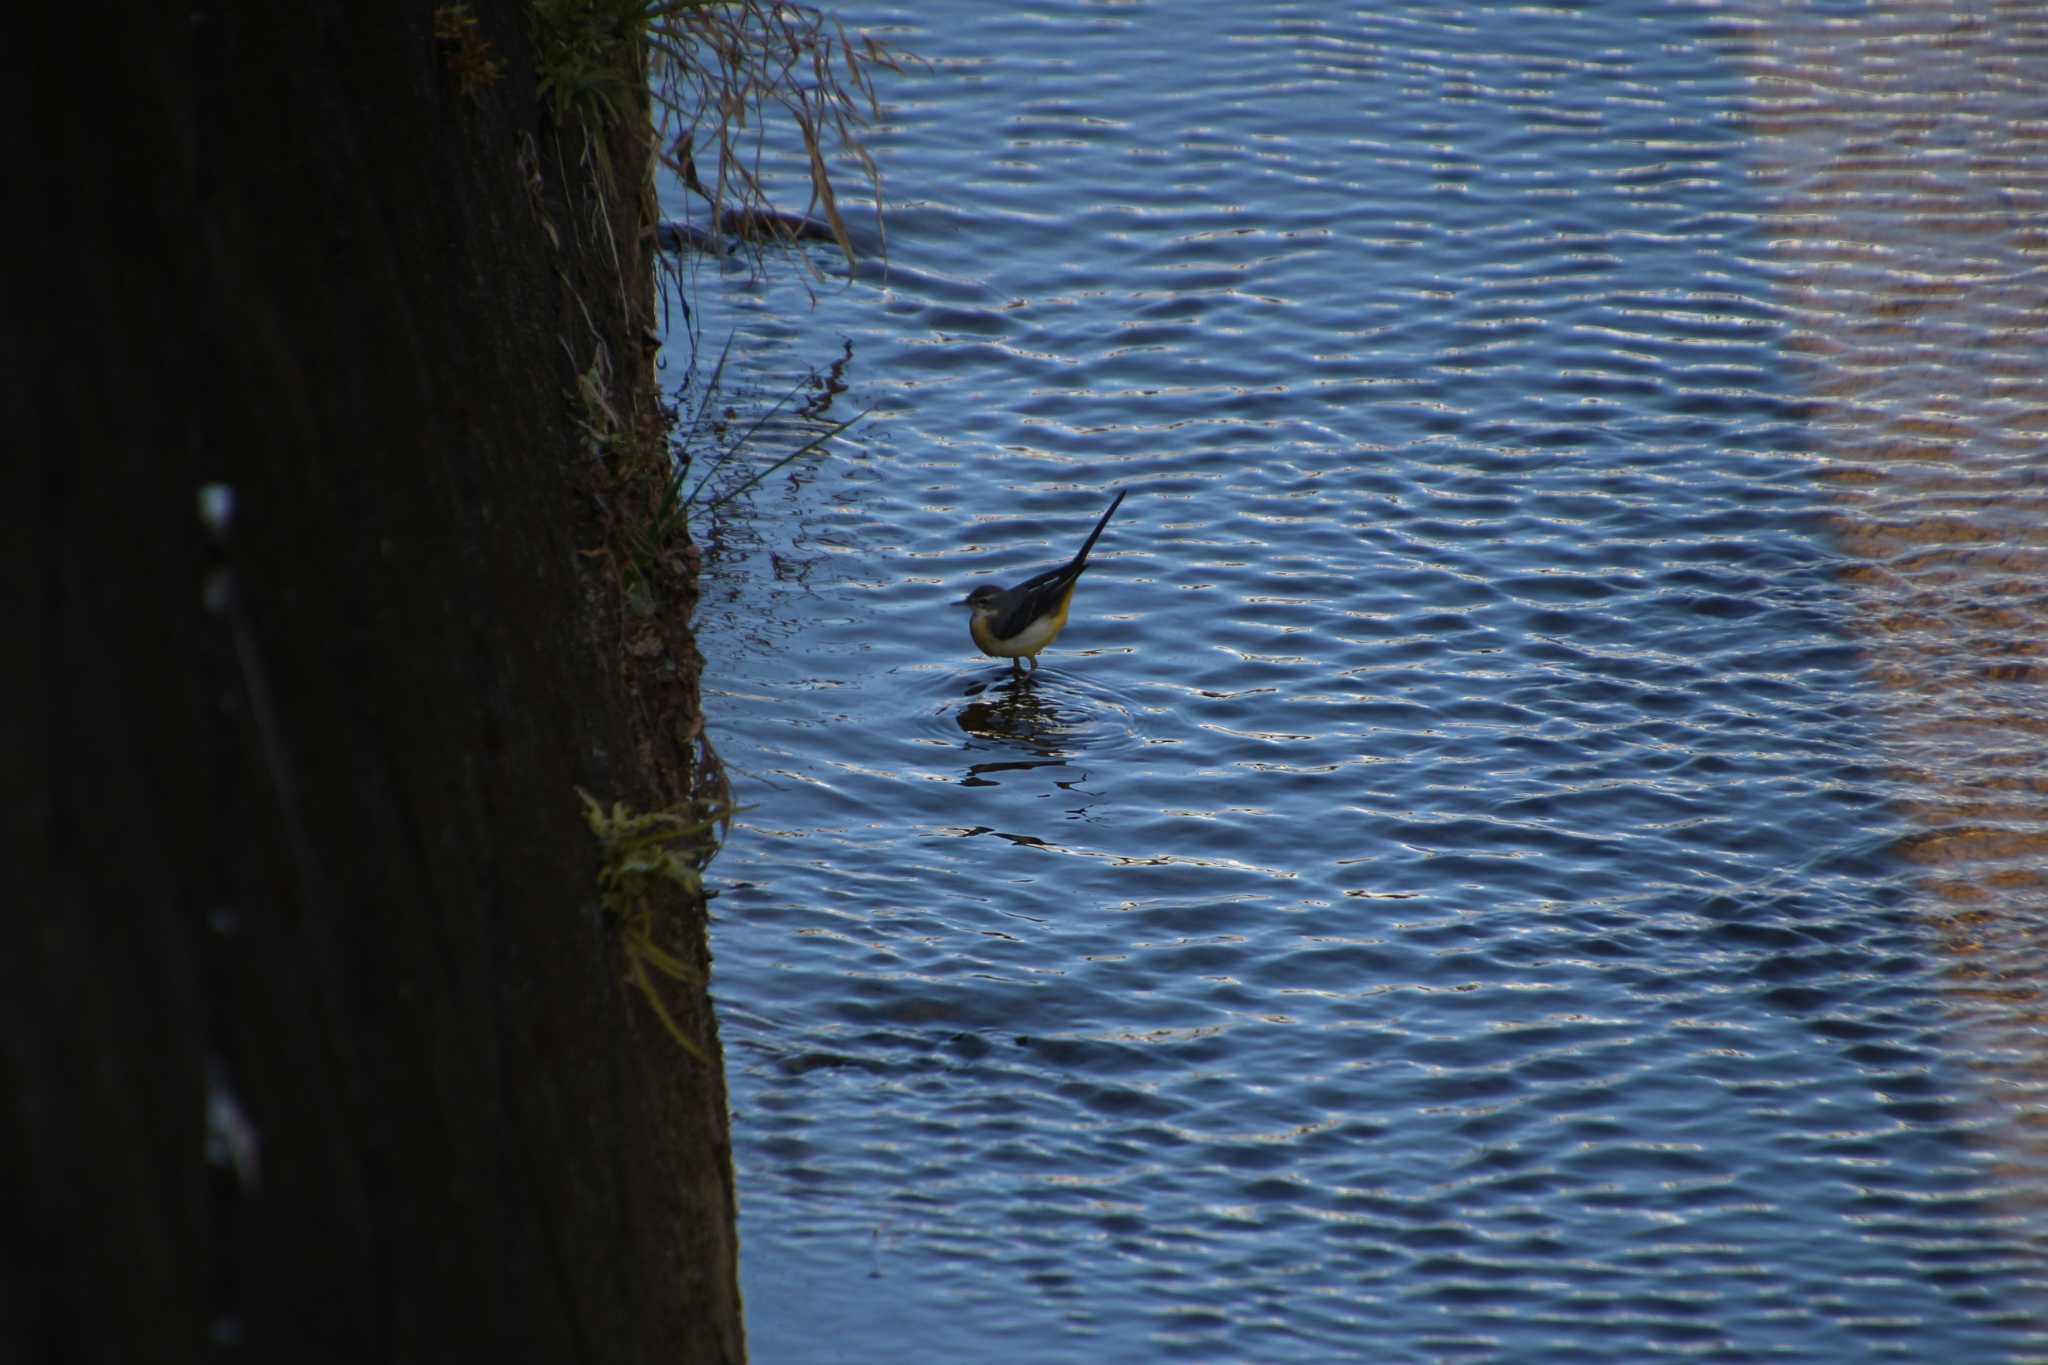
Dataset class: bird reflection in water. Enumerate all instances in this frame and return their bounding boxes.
[955,673,1075,786]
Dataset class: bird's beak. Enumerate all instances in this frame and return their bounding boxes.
[953,593,973,607]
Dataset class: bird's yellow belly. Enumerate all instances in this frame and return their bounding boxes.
[972,585,1076,657]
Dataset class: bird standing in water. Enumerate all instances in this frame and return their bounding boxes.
[956,489,1126,675]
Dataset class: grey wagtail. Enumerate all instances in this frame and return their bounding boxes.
[956,489,1126,674]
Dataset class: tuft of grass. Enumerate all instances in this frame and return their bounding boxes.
[653,2,901,271]
[578,788,726,1062]
[567,339,625,459]
[530,0,647,128]
[533,0,884,579]
[668,333,869,521]
[528,1,899,271]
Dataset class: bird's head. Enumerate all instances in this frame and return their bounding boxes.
[956,585,1005,617]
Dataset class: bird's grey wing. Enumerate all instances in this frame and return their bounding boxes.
[995,561,1086,638]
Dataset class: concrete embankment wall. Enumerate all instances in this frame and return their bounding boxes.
[7,5,742,1361]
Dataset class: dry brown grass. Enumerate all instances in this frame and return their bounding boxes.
[646,0,903,269]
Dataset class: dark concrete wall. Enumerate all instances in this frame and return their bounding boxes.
[6,5,741,1361]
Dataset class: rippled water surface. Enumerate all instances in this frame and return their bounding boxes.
[657,2,2048,1360]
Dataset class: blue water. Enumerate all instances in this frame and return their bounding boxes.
[656,1,2048,1359]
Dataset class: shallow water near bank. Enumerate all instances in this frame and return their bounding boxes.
[658,2,2048,1360]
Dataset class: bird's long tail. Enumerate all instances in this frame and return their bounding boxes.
[1070,488,1126,568]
